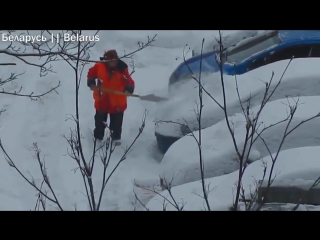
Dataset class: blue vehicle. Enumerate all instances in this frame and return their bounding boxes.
[169,30,320,87]
[158,30,320,154]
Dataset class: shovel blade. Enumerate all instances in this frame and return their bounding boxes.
[139,94,168,102]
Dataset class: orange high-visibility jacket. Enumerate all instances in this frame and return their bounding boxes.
[87,60,135,113]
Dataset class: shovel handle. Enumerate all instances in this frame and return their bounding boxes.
[100,87,140,98]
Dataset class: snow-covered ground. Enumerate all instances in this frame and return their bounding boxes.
[0,30,227,210]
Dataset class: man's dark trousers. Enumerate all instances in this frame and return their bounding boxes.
[94,110,124,140]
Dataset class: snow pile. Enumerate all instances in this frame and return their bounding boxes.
[193,30,260,55]
[146,146,320,210]
[159,96,320,188]
[155,58,320,137]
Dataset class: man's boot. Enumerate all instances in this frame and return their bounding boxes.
[94,128,104,141]
[112,139,121,147]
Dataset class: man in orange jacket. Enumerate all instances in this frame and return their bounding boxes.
[87,50,135,145]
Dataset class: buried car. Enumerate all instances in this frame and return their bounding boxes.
[146,146,320,211]
[157,30,320,154]
[157,96,320,189]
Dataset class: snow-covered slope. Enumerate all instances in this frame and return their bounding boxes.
[146,146,320,210]
[0,30,220,210]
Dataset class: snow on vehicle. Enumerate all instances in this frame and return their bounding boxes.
[157,30,320,154]
[146,146,320,211]
[159,96,320,189]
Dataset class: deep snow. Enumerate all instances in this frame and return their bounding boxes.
[2,30,320,211]
[0,30,227,210]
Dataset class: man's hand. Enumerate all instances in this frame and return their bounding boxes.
[90,85,99,91]
[124,91,132,96]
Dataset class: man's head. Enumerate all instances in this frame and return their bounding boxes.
[101,50,118,68]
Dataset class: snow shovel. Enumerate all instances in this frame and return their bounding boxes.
[101,87,168,102]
